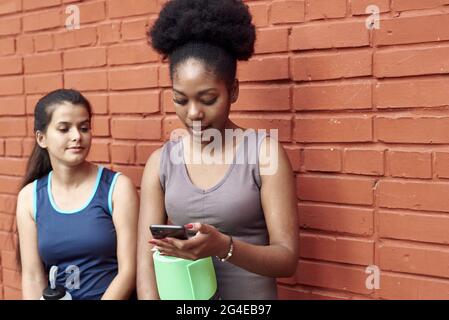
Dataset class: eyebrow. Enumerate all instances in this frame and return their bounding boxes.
[173,88,217,97]
[56,120,90,125]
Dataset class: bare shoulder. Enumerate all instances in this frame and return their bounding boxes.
[17,182,34,221]
[259,135,291,177]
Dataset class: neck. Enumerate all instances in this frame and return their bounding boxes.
[50,161,95,188]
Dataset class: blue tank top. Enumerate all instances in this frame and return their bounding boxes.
[34,166,121,300]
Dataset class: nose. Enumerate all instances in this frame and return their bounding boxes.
[186,102,204,122]
[70,127,82,142]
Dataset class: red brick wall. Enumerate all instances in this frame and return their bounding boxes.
[0,0,448,300]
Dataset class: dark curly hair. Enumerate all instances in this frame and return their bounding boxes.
[148,0,256,89]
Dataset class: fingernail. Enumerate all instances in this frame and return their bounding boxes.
[161,238,169,242]
[150,247,158,252]
[185,224,193,229]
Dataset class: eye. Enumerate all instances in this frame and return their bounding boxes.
[58,127,69,133]
[173,98,188,106]
[80,125,90,133]
[201,97,218,106]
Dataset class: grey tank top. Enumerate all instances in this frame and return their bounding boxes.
[159,129,277,300]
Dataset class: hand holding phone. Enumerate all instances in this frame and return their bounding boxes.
[150,224,188,240]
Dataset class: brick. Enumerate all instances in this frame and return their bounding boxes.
[3,286,21,300]
[0,17,21,36]
[0,195,17,214]
[293,82,372,110]
[5,139,23,157]
[158,64,171,87]
[25,73,62,94]
[284,146,301,172]
[300,233,374,265]
[344,149,384,176]
[0,139,4,155]
[255,27,289,54]
[109,91,159,114]
[294,116,372,143]
[248,2,269,27]
[233,85,291,111]
[270,0,305,24]
[83,93,108,115]
[0,76,23,96]
[24,52,62,74]
[111,117,162,140]
[16,35,34,54]
[65,70,107,91]
[391,0,449,11]
[97,23,121,45]
[238,56,289,81]
[297,260,372,294]
[162,90,175,113]
[299,203,374,236]
[230,114,292,142]
[64,47,106,70]
[290,21,369,51]
[374,45,449,78]
[0,56,21,75]
[23,0,60,10]
[379,210,449,244]
[34,33,54,52]
[0,231,15,250]
[0,118,27,137]
[0,0,22,15]
[86,139,110,163]
[0,97,26,115]
[111,165,143,188]
[162,116,185,141]
[108,42,159,66]
[277,286,351,300]
[27,95,39,114]
[111,142,136,164]
[1,250,19,270]
[379,240,449,279]
[378,180,449,213]
[306,0,347,20]
[108,0,159,18]
[435,152,449,178]
[3,268,21,290]
[292,50,372,81]
[375,78,449,109]
[387,151,432,179]
[78,1,106,24]
[0,158,27,176]
[375,117,449,144]
[303,148,341,172]
[297,175,374,205]
[109,66,158,90]
[380,273,449,300]
[136,143,163,165]
[91,116,110,137]
[0,213,14,232]
[23,9,61,32]
[54,27,97,50]
[0,38,15,56]
[22,138,34,156]
[375,14,449,46]
[121,18,150,40]
[350,0,389,15]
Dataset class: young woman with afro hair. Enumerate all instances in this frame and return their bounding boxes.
[137,0,299,300]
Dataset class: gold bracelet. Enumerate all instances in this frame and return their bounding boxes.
[217,235,233,262]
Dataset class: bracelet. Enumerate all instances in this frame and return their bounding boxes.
[217,235,233,262]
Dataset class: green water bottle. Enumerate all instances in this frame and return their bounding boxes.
[153,251,219,300]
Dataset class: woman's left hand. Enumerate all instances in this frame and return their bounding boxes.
[149,223,230,260]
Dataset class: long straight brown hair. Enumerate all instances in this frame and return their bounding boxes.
[17,89,92,271]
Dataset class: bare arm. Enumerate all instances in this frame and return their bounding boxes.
[101,175,138,300]
[16,183,47,300]
[136,148,167,300]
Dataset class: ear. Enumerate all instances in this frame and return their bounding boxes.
[36,130,47,149]
[230,79,239,104]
